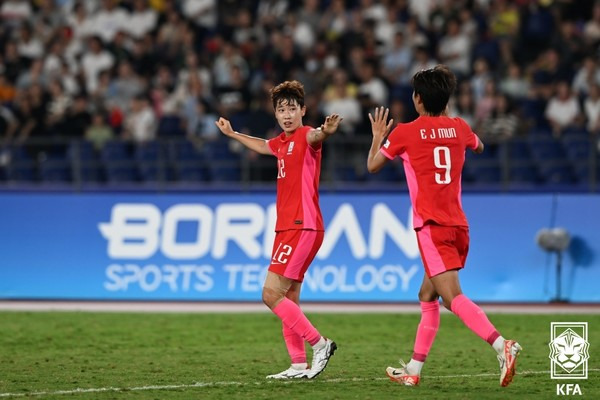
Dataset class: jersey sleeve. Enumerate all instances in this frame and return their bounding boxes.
[379,125,404,160]
[266,137,279,156]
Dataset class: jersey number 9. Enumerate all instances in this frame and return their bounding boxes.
[433,146,451,184]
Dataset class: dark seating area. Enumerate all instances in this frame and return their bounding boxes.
[3,132,597,192]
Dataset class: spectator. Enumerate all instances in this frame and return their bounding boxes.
[285,12,315,53]
[584,83,600,135]
[80,36,114,94]
[271,33,304,83]
[499,62,530,100]
[90,0,129,43]
[437,18,471,78]
[470,57,492,103]
[233,8,266,49]
[403,16,428,50]
[61,94,91,137]
[321,69,361,135]
[122,95,156,143]
[357,60,388,106]
[46,80,72,135]
[16,24,44,62]
[155,9,185,63]
[0,0,33,29]
[85,111,114,151]
[212,40,249,90]
[583,2,600,46]
[0,105,18,145]
[381,31,413,86]
[16,59,46,90]
[545,81,582,137]
[107,61,146,113]
[407,46,437,82]
[186,98,219,144]
[475,80,498,128]
[480,94,520,143]
[320,0,350,40]
[181,0,217,40]
[572,56,600,98]
[177,51,213,102]
[452,85,476,128]
[65,1,94,44]
[127,0,158,39]
[215,64,251,117]
[42,40,66,81]
[2,41,24,84]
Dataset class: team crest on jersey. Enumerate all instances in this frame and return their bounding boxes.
[287,142,295,155]
[384,139,390,148]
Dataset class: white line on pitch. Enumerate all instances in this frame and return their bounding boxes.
[1,369,597,398]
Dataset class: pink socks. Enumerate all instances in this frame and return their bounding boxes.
[272,298,321,346]
[450,294,500,345]
[282,324,306,363]
[412,300,440,361]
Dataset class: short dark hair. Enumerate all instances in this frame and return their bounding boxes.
[270,80,305,109]
[411,65,457,115]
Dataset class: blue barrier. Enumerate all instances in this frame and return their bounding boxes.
[0,193,598,302]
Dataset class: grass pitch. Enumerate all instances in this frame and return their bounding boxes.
[0,311,598,399]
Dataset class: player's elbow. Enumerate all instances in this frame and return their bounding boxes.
[367,162,382,174]
[474,142,485,154]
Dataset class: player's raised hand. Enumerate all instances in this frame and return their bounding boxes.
[369,106,394,140]
[215,117,235,137]
[321,113,343,135]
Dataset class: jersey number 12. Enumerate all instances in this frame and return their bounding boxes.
[277,159,285,178]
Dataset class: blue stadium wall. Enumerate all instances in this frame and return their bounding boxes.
[0,192,598,302]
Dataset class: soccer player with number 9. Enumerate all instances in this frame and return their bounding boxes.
[367,65,521,388]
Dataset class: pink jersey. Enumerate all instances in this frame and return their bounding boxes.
[380,116,480,229]
[267,125,324,232]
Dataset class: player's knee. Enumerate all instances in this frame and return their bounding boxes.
[262,287,284,309]
[418,288,438,302]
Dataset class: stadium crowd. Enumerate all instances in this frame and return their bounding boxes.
[0,0,598,186]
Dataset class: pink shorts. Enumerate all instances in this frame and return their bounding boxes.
[269,229,324,282]
[416,224,469,278]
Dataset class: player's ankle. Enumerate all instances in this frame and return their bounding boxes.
[492,336,506,356]
[291,362,308,370]
[406,359,424,376]
[312,336,326,350]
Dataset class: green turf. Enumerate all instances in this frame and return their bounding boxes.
[0,311,598,399]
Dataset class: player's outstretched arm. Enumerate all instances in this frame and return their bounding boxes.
[472,133,485,154]
[367,106,394,173]
[307,113,343,147]
[215,117,273,156]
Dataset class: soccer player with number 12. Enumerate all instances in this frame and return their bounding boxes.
[215,80,342,380]
[367,65,521,388]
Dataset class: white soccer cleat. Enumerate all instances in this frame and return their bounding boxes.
[266,366,310,379]
[306,338,337,379]
[498,339,522,387]
[386,360,420,386]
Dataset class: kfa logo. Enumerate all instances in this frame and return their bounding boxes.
[549,322,589,379]
[287,141,294,155]
[550,322,589,396]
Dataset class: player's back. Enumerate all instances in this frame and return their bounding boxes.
[383,115,479,228]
